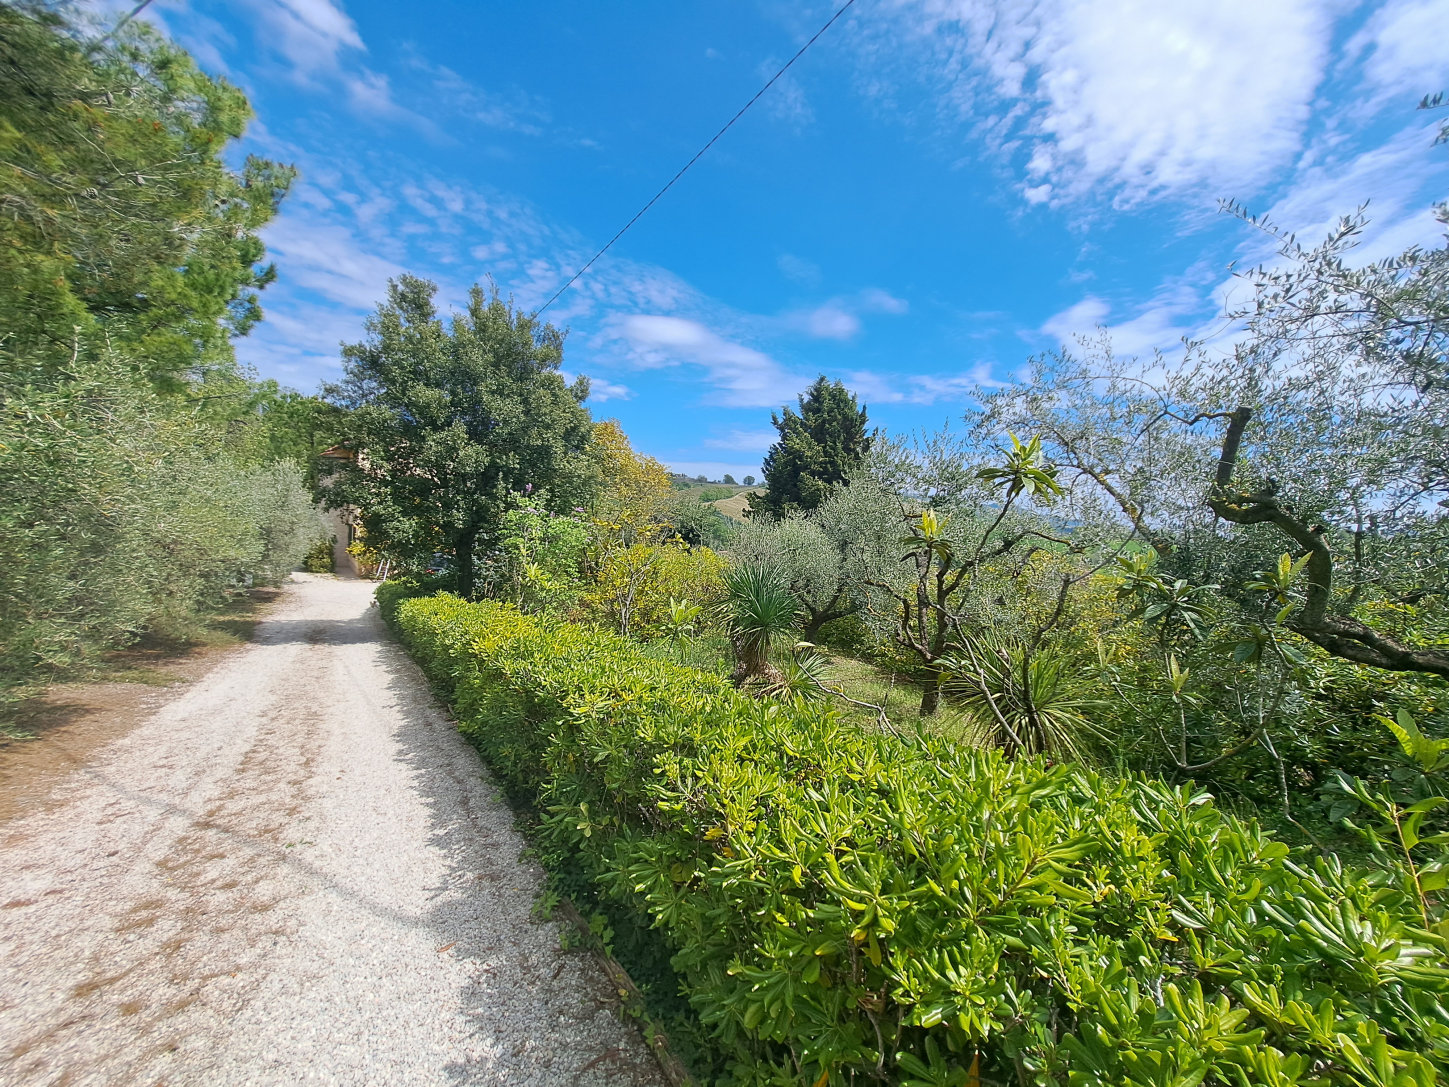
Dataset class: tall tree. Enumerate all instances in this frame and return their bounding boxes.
[324,276,596,598]
[0,3,294,387]
[748,376,873,519]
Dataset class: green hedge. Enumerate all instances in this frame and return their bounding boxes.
[389,591,1448,1086]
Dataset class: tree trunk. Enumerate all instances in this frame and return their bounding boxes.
[731,638,783,691]
[919,673,941,716]
[456,528,477,600]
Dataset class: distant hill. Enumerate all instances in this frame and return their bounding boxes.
[710,489,761,522]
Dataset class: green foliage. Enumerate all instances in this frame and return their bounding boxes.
[1328,711,1449,926]
[583,540,728,639]
[324,276,596,597]
[388,594,1449,1086]
[0,10,319,701]
[749,375,874,518]
[941,635,1104,758]
[0,4,294,387]
[733,478,899,640]
[0,350,321,686]
[303,538,336,574]
[486,501,589,615]
[718,563,798,688]
[664,494,736,549]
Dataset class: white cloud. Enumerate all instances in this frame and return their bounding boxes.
[796,303,861,340]
[1040,296,1110,346]
[403,52,551,135]
[777,253,822,285]
[605,315,805,407]
[844,366,995,405]
[704,429,779,453]
[586,377,632,402]
[1239,123,1445,267]
[760,62,814,127]
[858,287,909,315]
[1350,0,1449,100]
[783,289,909,340]
[864,0,1336,204]
[260,0,364,76]
[1040,282,1206,358]
[261,216,404,310]
[240,0,418,122]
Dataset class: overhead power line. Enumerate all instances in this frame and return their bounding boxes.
[536,0,859,315]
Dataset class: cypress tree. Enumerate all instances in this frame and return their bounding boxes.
[748,376,873,518]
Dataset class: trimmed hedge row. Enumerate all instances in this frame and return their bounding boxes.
[388,588,1448,1086]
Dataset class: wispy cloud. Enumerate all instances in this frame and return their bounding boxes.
[758,60,814,127]
[263,0,364,75]
[783,288,910,341]
[1036,112,1448,366]
[402,50,552,135]
[856,0,1336,205]
[844,366,995,406]
[777,253,822,285]
[221,0,419,124]
[260,215,405,310]
[604,315,806,408]
[791,303,861,340]
[1348,0,1449,102]
[585,376,633,402]
[704,429,779,452]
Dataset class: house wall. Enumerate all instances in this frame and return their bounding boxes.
[321,506,362,577]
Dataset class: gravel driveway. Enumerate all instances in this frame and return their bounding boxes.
[0,574,666,1087]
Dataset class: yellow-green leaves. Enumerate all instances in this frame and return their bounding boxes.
[384,589,1449,1087]
[976,433,1066,504]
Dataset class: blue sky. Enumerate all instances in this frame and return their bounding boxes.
[122,0,1446,479]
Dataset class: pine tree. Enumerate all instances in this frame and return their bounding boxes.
[748,376,873,519]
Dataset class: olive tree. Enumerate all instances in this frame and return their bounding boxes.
[732,477,898,640]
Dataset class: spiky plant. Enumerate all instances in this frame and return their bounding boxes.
[718,563,798,690]
[942,635,1103,758]
[773,644,832,703]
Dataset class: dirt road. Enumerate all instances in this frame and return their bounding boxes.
[0,574,664,1086]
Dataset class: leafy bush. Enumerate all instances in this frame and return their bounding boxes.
[0,354,324,684]
[388,592,1449,1086]
[582,540,727,638]
[303,537,336,573]
[482,502,589,614]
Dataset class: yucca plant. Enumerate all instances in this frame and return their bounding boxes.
[942,634,1103,758]
[717,562,798,690]
[774,643,832,703]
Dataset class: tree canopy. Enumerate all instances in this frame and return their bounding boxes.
[323,276,596,597]
[748,376,873,519]
[0,3,294,387]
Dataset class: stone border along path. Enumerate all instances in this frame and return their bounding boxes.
[0,573,667,1086]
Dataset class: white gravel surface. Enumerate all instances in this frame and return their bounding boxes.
[0,574,666,1087]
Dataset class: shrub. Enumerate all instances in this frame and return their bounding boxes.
[387,593,1449,1086]
[0,354,324,682]
[485,503,589,614]
[303,537,336,573]
[583,540,727,638]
